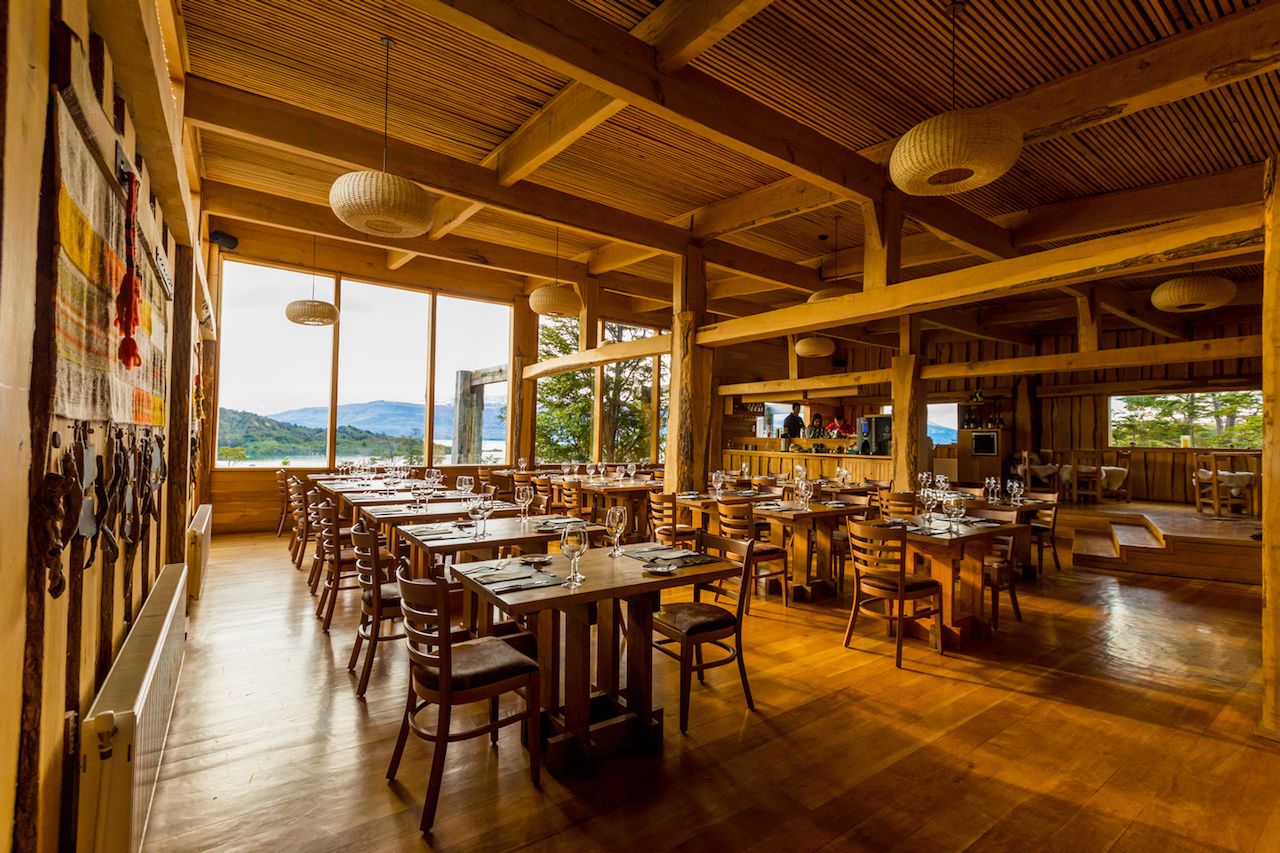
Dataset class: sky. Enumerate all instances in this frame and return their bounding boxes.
[218,260,512,415]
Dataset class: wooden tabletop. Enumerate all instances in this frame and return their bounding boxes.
[455,546,737,615]
[675,490,775,509]
[400,515,604,557]
[900,516,1028,544]
[360,499,521,524]
[580,480,662,493]
[753,500,874,521]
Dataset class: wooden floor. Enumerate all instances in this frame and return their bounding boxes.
[145,531,1280,852]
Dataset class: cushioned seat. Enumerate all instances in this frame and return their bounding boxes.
[858,571,939,593]
[654,601,736,636]
[655,524,697,538]
[412,636,538,692]
[727,541,786,560]
[362,582,401,607]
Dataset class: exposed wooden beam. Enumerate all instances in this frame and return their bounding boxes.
[523,334,672,380]
[643,0,777,72]
[920,336,1260,381]
[1255,153,1278,740]
[184,78,817,291]
[861,192,903,290]
[406,0,1015,260]
[386,249,416,270]
[718,368,894,397]
[1068,283,1187,340]
[588,243,661,275]
[1074,288,1102,352]
[1036,375,1263,398]
[861,4,1280,163]
[686,176,837,241]
[697,204,1264,347]
[201,181,587,281]
[209,217,527,301]
[922,309,1030,346]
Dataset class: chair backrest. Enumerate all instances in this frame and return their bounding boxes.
[833,492,871,506]
[1024,490,1059,528]
[483,483,498,497]
[971,507,1018,524]
[396,563,454,697]
[693,530,755,624]
[989,534,1015,562]
[846,520,908,587]
[648,491,677,528]
[562,482,583,516]
[351,523,389,606]
[715,499,756,540]
[477,468,492,487]
[512,471,532,488]
[879,491,917,521]
[533,476,553,500]
[1114,449,1132,471]
[867,480,893,490]
[276,469,289,498]
[315,499,341,557]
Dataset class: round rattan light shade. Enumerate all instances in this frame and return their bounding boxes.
[808,287,854,303]
[329,170,433,238]
[794,335,836,359]
[1150,276,1236,313]
[528,283,582,317]
[285,299,339,326]
[889,109,1023,196]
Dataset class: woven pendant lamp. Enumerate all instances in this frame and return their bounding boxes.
[330,37,433,238]
[808,287,854,303]
[286,235,339,327]
[529,228,583,317]
[889,2,1022,196]
[1150,275,1236,313]
[794,335,836,358]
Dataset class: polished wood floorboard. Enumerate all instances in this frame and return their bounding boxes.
[145,532,1280,852]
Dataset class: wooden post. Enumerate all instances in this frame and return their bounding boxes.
[664,245,710,493]
[165,244,196,562]
[891,316,922,489]
[1259,155,1280,741]
[453,369,475,463]
[787,335,800,379]
[577,274,603,462]
[1074,287,1102,352]
[650,353,662,464]
[196,244,221,505]
[425,292,437,464]
[326,275,341,465]
[508,295,537,465]
[861,191,903,290]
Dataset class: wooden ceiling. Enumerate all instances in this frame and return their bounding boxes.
[181,0,1276,332]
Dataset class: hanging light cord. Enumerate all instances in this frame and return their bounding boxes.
[948,1,964,110]
[311,234,318,299]
[554,227,561,285]
[376,36,391,171]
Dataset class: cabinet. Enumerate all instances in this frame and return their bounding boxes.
[957,428,1012,483]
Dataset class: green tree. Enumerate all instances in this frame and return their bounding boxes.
[218,446,248,465]
[1110,391,1262,448]
[534,317,592,462]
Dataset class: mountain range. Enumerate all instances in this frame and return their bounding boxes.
[269,399,506,440]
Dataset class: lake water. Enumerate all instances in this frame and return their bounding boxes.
[222,440,507,468]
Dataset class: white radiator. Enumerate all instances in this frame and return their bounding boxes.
[78,563,187,853]
[186,504,213,602]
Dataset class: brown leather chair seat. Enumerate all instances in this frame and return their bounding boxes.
[858,571,939,593]
[654,523,697,539]
[412,636,538,692]
[363,582,400,607]
[654,601,737,636]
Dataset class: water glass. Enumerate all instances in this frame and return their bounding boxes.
[711,470,724,497]
[605,505,628,556]
[922,488,939,527]
[560,523,589,587]
[741,461,750,479]
[517,456,528,472]
[515,485,534,522]
[467,497,485,539]
[796,479,813,507]
[626,462,637,480]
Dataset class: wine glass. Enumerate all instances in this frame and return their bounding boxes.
[411,484,432,512]
[480,494,495,537]
[467,496,485,539]
[944,496,964,534]
[518,456,528,473]
[560,462,570,477]
[796,479,813,507]
[922,488,939,528]
[626,462,637,480]
[515,485,534,523]
[740,461,750,480]
[711,470,724,498]
[573,463,581,476]
[457,475,474,495]
[1006,479,1021,505]
[918,471,933,491]
[560,522,589,588]
[935,474,950,492]
[585,462,595,480]
[605,505,628,557]
[794,463,807,482]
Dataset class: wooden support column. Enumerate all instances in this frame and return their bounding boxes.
[1074,287,1102,352]
[664,245,710,493]
[1260,155,1280,741]
[425,292,437,464]
[650,354,662,464]
[787,335,800,379]
[891,316,923,488]
[577,275,605,462]
[508,295,538,464]
[165,244,196,562]
[1014,376,1035,457]
[861,191,903,290]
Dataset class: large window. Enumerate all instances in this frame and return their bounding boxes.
[535,316,591,463]
[335,280,431,465]
[432,295,511,464]
[878,403,959,445]
[216,261,334,467]
[1110,392,1262,449]
[601,322,656,463]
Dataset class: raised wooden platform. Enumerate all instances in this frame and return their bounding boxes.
[1057,501,1262,584]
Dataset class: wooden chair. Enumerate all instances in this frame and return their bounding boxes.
[716,499,788,610]
[842,519,943,668]
[878,490,917,522]
[348,523,404,698]
[532,476,563,513]
[1067,449,1103,504]
[1193,452,1254,517]
[286,477,313,567]
[651,530,756,733]
[274,469,290,537]
[511,471,532,490]
[982,533,1021,630]
[311,500,366,632]
[561,482,590,520]
[1103,449,1132,502]
[1026,490,1062,573]
[648,492,696,545]
[387,566,540,834]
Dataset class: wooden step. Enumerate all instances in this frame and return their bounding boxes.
[1111,522,1162,551]
[1071,528,1122,569]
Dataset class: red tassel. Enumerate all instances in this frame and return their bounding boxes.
[116,172,143,370]
[118,336,141,369]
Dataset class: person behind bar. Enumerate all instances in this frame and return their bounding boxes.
[782,403,806,438]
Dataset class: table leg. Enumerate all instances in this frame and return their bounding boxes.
[596,600,620,697]
[623,591,661,751]
[562,604,595,768]
[535,609,561,712]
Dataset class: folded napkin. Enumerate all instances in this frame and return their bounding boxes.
[490,573,565,594]
[535,515,580,526]
[367,504,414,516]
[402,523,455,537]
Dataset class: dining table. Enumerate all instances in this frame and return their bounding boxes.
[752,499,874,601]
[675,489,776,535]
[453,544,737,774]
[359,499,522,556]
[897,514,1029,647]
[577,478,662,540]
